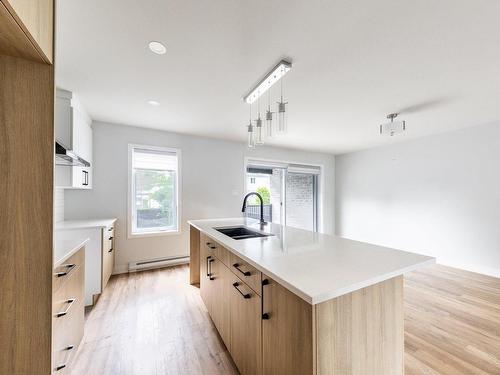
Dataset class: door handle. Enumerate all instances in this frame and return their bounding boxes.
[209,259,215,280]
[206,256,211,277]
[232,282,251,299]
[262,279,270,320]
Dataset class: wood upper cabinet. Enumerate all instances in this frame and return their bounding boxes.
[1,0,53,63]
[230,273,262,375]
[262,275,313,375]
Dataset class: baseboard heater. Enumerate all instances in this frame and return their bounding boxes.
[128,255,190,273]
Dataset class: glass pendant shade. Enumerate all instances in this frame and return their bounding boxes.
[277,101,287,133]
[266,108,274,137]
[255,117,264,145]
[247,123,255,148]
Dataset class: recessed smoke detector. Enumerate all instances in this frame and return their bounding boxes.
[148,41,166,55]
[380,113,406,136]
[147,100,160,106]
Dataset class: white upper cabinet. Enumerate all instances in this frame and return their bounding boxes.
[55,88,93,189]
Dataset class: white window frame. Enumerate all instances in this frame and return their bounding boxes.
[243,157,324,233]
[127,144,181,239]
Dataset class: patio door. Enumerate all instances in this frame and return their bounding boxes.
[245,160,320,231]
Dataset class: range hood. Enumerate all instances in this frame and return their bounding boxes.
[55,142,90,167]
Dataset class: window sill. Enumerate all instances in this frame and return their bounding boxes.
[128,229,180,239]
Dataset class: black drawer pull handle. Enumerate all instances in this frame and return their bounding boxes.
[56,298,76,317]
[206,256,211,277]
[56,364,66,371]
[108,248,113,253]
[206,242,216,249]
[233,263,251,277]
[66,345,75,351]
[54,263,76,278]
[109,236,113,240]
[108,227,114,231]
[232,282,251,299]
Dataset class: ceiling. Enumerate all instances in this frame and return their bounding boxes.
[56,0,500,154]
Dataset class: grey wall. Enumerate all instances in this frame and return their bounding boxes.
[65,122,335,273]
[335,121,500,278]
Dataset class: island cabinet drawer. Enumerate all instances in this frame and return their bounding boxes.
[53,248,84,294]
[229,253,262,296]
[200,234,231,266]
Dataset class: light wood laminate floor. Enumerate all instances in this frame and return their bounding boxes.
[72,264,500,375]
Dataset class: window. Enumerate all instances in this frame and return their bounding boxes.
[245,159,321,232]
[128,145,180,237]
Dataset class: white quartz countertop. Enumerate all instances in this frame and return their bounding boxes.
[54,235,89,268]
[188,218,435,305]
[55,218,117,231]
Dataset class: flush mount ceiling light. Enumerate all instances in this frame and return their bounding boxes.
[243,60,292,148]
[147,100,160,106]
[380,113,406,136]
[148,41,166,55]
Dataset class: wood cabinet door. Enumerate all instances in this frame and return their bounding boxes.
[101,228,114,290]
[230,274,262,375]
[262,276,313,375]
[211,260,231,349]
[199,235,213,316]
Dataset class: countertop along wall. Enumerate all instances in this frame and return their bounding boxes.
[335,121,500,278]
[65,121,335,273]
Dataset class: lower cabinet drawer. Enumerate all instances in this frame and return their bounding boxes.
[52,300,84,374]
[53,263,84,332]
[52,247,85,374]
[229,253,262,296]
[53,248,84,294]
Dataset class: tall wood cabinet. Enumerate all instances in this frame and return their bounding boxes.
[0,0,54,373]
[0,0,53,63]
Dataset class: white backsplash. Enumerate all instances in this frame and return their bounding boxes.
[54,188,65,223]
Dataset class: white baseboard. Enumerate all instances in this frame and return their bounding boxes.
[112,256,190,275]
[112,264,129,275]
[437,259,500,279]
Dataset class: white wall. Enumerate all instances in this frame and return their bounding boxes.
[65,122,335,273]
[54,188,65,223]
[335,121,500,278]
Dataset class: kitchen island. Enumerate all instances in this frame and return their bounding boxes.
[189,218,434,375]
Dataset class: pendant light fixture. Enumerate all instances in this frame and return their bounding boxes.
[265,88,274,137]
[255,95,264,145]
[242,59,292,147]
[277,65,288,134]
[247,103,255,148]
